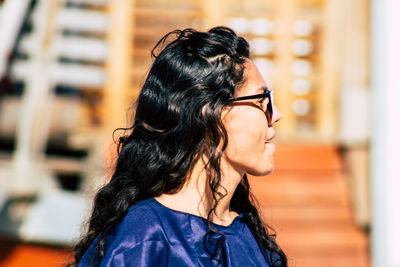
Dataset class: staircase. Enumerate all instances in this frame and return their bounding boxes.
[250,144,370,267]
[0,0,109,245]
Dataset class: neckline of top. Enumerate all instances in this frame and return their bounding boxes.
[149,198,244,229]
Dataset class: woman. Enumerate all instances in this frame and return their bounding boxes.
[72,26,286,267]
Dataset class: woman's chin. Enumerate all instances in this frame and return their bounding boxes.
[247,164,274,176]
[265,142,276,154]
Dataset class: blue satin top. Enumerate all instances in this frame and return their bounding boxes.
[78,198,279,267]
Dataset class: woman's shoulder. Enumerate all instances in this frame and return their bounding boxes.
[78,199,170,266]
[123,198,162,223]
[110,198,167,242]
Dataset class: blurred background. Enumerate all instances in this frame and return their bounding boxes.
[0,0,398,266]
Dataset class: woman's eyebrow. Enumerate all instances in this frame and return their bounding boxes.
[256,86,269,93]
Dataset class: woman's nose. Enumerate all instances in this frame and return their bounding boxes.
[271,105,282,124]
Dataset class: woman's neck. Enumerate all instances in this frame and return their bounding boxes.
[155,157,243,226]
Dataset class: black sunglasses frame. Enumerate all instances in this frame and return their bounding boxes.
[228,89,274,126]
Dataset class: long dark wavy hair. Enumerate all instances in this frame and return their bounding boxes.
[70,27,287,267]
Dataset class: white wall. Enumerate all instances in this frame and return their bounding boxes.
[371,0,400,266]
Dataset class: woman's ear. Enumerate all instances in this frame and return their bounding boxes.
[220,104,235,123]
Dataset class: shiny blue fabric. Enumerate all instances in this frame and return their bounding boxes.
[78,198,279,267]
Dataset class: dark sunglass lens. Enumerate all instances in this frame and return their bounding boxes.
[267,94,273,125]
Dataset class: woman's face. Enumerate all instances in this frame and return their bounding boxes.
[222,59,282,176]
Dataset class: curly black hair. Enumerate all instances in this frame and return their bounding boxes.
[69,27,287,267]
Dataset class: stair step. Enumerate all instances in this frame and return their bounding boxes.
[11,60,105,88]
[274,144,343,171]
[57,8,109,33]
[279,230,368,256]
[290,255,369,267]
[250,171,349,207]
[262,206,353,222]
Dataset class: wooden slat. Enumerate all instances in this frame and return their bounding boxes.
[134,27,180,39]
[317,0,345,140]
[104,0,135,131]
[135,6,199,17]
[274,0,298,140]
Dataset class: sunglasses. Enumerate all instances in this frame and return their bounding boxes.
[228,88,274,126]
